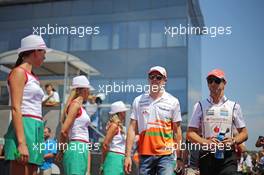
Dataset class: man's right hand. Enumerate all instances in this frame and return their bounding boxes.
[124,156,132,174]
[202,137,219,145]
[210,137,220,144]
[201,137,220,151]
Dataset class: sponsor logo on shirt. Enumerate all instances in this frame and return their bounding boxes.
[139,100,150,107]
[157,106,170,112]
[142,110,149,115]
[206,109,214,116]
[220,109,229,116]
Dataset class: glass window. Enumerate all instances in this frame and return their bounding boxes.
[128,21,150,48]
[151,20,166,48]
[130,0,150,10]
[52,1,71,17]
[173,89,187,113]
[168,0,186,6]
[91,24,112,50]
[50,36,68,51]
[71,1,92,16]
[33,3,52,18]
[112,22,127,49]
[151,0,167,8]
[70,35,90,51]
[166,77,187,91]
[108,79,128,103]
[10,29,31,50]
[166,19,187,47]
[93,0,112,14]
[0,41,8,52]
[41,35,49,44]
[113,0,129,13]
[0,31,10,52]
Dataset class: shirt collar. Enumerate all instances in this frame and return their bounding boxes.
[207,95,227,105]
[147,90,167,102]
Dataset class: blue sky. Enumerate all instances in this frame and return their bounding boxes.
[199,0,264,150]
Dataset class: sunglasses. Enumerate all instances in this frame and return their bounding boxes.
[148,74,164,81]
[207,77,224,84]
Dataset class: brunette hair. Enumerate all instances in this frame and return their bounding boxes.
[14,50,35,68]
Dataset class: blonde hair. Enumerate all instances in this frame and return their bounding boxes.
[106,113,125,135]
[61,89,78,123]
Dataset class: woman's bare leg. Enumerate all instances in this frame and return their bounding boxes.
[28,163,38,175]
[10,161,26,175]
[10,161,38,175]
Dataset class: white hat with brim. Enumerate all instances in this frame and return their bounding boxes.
[17,34,52,54]
[96,93,106,101]
[109,101,129,114]
[70,75,91,89]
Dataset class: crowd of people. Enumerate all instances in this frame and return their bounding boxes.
[235,137,264,175]
[2,34,264,175]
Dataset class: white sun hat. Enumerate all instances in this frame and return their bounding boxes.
[96,93,106,101]
[109,101,129,114]
[17,34,52,54]
[71,75,91,89]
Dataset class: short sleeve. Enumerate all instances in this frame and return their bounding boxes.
[172,99,182,122]
[233,103,246,129]
[188,102,202,128]
[130,98,138,120]
[53,92,60,102]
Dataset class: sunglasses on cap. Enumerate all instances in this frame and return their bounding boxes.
[207,77,224,84]
[148,74,164,81]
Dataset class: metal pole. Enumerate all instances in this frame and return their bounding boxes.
[63,55,69,104]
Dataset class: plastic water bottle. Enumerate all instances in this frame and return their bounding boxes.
[215,131,225,159]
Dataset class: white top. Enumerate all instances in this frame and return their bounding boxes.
[240,154,253,168]
[68,103,91,143]
[131,91,182,132]
[109,127,126,154]
[130,91,182,155]
[8,68,44,120]
[43,91,60,103]
[188,96,246,138]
